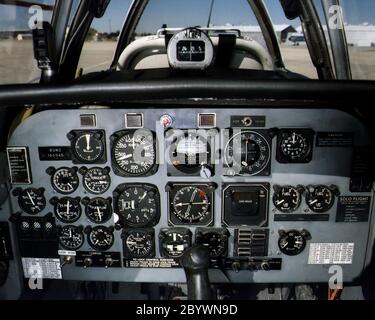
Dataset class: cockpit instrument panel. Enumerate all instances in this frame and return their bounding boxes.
[5,107,374,285]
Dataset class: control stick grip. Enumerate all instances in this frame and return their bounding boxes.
[180,246,212,300]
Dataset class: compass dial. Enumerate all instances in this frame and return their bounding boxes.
[51,167,79,194]
[115,184,160,228]
[278,230,308,256]
[123,229,155,258]
[70,131,105,164]
[225,131,270,176]
[170,185,212,224]
[82,167,111,195]
[112,130,156,177]
[273,186,302,213]
[59,225,84,250]
[18,188,46,215]
[306,185,335,213]
[84,197,112,224]
[87,226,114,251]
[53,197,81,223]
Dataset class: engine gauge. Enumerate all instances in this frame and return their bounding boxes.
[86,226,115,251]
[278,230,310,256]
[68,130,106,164]
[80,167,111,195]
[15,188,46,215]
[168,183,215,225]
[48,167,79,194]
[51,197,81,223]
[306,185,338,213]
[114,184,160,228]
[59,225,84,250]
[122,229,155,259]
[224,131,271,176]
[111,130,157,177]
[195,228,229,258]
[273,185,303,213]
[159,228,192,258]
[83,197,112,224]
[277,129,314,163]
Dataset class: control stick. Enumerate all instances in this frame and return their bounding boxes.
[180,246,212,300]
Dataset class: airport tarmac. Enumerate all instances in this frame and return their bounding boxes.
[1,40,374,84]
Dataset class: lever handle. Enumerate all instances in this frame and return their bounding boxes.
[180,246,212,300]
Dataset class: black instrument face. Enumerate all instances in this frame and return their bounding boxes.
[169,184,214,225]
[277,129,314,164]
[195,228,229,258]
[222,184,269,227]
[82,167,111,195]
[273,186,302,213]
[71,131,105,164]
[51,167,79,194]
[84,197,112,224]
[123,229,155,258]
[280,132,311,161]
[87,226,114,251]
[53,197,81,223]
[306,185,335,213]
[59,225,84,250]
[159,228,192,258]
[278,230,307,256]
[115,184,160,228]
[225,131,271,176]
[18,188,46,215]
[112,130,156,177]
[177,40,206,62]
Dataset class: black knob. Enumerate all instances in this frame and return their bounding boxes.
[180,246,212,300]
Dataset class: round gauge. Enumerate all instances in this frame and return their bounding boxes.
[112,130,156,177]
[273,186,302,213]
[306,185,335,213]
[195,229,229,258]
[116,184,160,228]
[160,229,191,258]
[71,131,105,163]
[51,167,79,194]
[124,229,154,258]
[84,197,112,224]
[59,225,84,250]
[172,133,210,174]
[278,230,307,256]
[281,132,311,161]
[82,167,111,194]
[53,197,81,223]
[18,188,46,215]
[87,226,114,251]
[224,131,270,176]
[171,186,211,224]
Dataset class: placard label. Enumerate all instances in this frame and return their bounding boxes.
[308,243,354,265]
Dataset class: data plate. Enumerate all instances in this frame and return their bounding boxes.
[39,146,72,161]
[22,258,62,279]
[308,243,354,265]
[124,258,180,268]
[6,147,32,184]
[316,132,354,147]
[336,196,371,222]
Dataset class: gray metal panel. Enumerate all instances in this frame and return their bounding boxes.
[6,107,373,284]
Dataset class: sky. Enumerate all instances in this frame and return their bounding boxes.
[1,0,375,32]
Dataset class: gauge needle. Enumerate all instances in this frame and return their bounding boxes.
[309,199,318,205]
[96,207,103,221]
[66,200,70,216]
[118,154,132,161]
[27,192,35,205]
[132,137,136,150]
[245,139,249,164]
[140,192,147,202]
[85,134,91,151]
[292,133,296,144]
[276,200,285,205]
[281,242,288,249]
